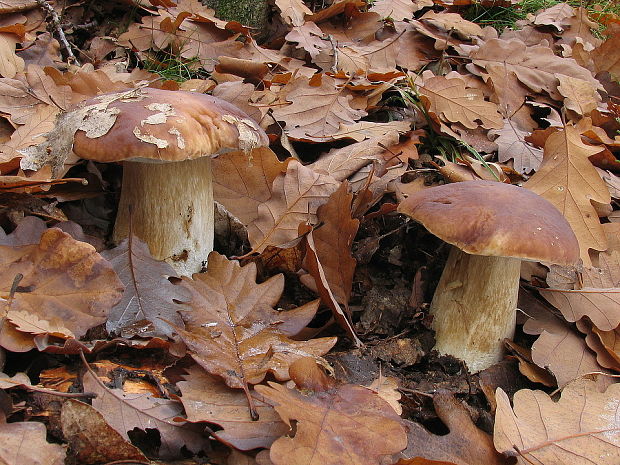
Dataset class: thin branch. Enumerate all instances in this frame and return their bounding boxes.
[35,0,80,65]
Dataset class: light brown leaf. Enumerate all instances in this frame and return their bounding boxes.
[557,74,600,116]
[256,358,407,465]
[470,38,602,100]
[0,77,45,125]
[420,11,483,40]
[590,29,620,76]
[533,2,575,31]
[524,121,610,265]
[0,228,123,342]
[285,22,327,58]
[396,392,507,465]
[175,252,336,389]
[0,421,65,465]
[83,368,208,459]
[60,399,147,464]
[489,119,542,174]
[102,235,189,339]
[0,1,37,14]
[271,74,367,141]
[0,32,24,78]
[213,147,289,228]
[369,0,432,21]
[275,0,312,26]
[178,364,288,450]
[494,380,620,464]
[248,161,339,254]
[418,75,503,130]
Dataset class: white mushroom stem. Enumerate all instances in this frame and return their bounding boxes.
[112,157,214,276]
[430,247,520,373]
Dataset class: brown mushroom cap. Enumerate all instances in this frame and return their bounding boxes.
[397,180,579,265]
[72,87,268,162]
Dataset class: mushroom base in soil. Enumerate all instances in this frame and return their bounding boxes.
[397,180,580,373]
[113,157,214,277]
[430,249,520,373]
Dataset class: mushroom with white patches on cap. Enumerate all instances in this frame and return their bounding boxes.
[397,180,579,373]
[70,87,268,276]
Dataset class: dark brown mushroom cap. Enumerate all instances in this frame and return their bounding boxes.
[397,180,580,265]
[72,87,268,163]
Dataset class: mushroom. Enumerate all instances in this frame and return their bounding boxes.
[397,180,579,373]
[70,87,268,276]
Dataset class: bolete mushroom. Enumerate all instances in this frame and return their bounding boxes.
[70,87,268,276]
[398,180,579,373]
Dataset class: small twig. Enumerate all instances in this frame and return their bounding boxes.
[35,0,80,65]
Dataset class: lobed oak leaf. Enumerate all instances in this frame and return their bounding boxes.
[369,0,432,21]
[0,32,24,78]
[0,228,123,344]
[470,39,602,101]
[556,74,600,116]
[418,75,502,130]
[212,146,289,229]
[271,74,367,142]
[0,104,59,161]
[396,392,508,465]
[533,2,575,32]
[420,11,484,40]
[0,77,45,125]
[524,121,609,265]
[248,161,339,254]
[276,0,312,27]
[175,252,336,390]
[178,364,288,450]
[0,421,65,465]
[102,235,189,339]
[285,22,328,59]
[590,29,620,76]
[489,118,543,174]
[256,357,407,465]
[494,380,620,464]
[83,368,208,459]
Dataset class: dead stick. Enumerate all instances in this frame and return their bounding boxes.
[35,0,80,65]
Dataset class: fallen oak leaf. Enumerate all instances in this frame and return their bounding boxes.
[0,420,65,465]
[255,357,407,465]
[174,252,336,417]
[494,379,620,464]
[0,228,123,346]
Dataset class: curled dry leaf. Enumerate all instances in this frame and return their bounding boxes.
[103,235,189,339]
[175,252,336,388]
[369,0,432,21]
[0,421,65,465]
[83,368,208,460]
[0,228,123,345]
[256,357,407,465]
[178,364,288,450]
[494,379,620,465]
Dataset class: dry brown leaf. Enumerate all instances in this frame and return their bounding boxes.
[330,121,411,142]
[83,368,208,459]
[420,11,484,40]
[522,295,611,388]
[533,2,575,31]
[213,147,289,228]
[470,38,602,101]
[369,0,432,21]
[275,0,312,26]
[0,421,65,465]
[418,75,503,130]
[178,364,288,450]
[285,22,327,58]
[0,228,123,343]
[102,235,189,339]
[0,1,37,13]
[494,379,620,464]
[489,119,542,174]
[588,324,620,370]
[524,121,610,265]
[0,32,24,78]
[256,357,407,465]
[396,392,507,465]
[0,77,46,125]
[175,252,336,389]
[271,74,367,141]
[557,74,600,116]
[590,30,620,76]
[60,399,147,464]
[302,182,358,311]
[309,131,400,181]
[248,161,339,254]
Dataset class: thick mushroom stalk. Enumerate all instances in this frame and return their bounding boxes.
[430,248,520,373]
[113,157,213,277]
[397,180,579,373]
